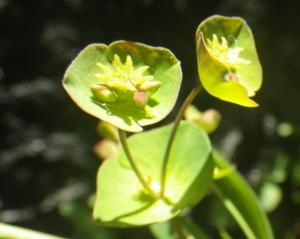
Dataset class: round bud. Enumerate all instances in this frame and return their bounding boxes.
[197,109,221,133]
[93,139,118,160]
[224,72,239,82]
[133,91,148,107]
[90,84,117,102]
[138,81,162,97]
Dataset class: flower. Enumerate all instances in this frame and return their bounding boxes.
[95,54,154,92]
[195,16,262,107]
[91,54,161,118]
[63,41,182,132]
[206,34,251,69]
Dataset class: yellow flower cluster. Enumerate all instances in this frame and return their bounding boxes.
[90,54,161,118]
[207,34,250,69]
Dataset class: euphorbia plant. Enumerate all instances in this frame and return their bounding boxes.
[0,15,274,239]
[61,15,273,238]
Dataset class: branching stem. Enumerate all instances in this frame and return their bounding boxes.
[118,129,159,199]
[160,82,203,197]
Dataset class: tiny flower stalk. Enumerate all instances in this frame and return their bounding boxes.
[195,15,262,107]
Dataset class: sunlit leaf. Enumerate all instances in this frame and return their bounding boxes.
[93,122,214,226]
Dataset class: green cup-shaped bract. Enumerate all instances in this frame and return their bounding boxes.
[196,15,262,107]
[63,41,182,132]
[93,122,214,227]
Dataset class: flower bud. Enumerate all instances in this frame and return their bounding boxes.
[194,109,221,133]
[137,81,162,97]
[90,84,117,102]
[224,72,239,82]
[96,121,119,142]
[133,91,148,107]
[185,105,221,133]
[93,139,118,160]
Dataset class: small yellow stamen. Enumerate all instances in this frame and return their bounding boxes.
[93,54,161,118]
[207,34,251,69]
[95,55,154,92]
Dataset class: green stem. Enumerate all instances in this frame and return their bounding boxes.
[0,222,66,239]
[210,182,256,239]
[171,218,187,239]
[160,82,203,197]
[118,129,159,199]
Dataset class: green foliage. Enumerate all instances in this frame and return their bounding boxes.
[63,41,182,132]
[212,152,274,239]
[93,122,214,226]
[60,14,272,239]
[58,201,116,239]
[196,15,262,107]
[13,13,272,239]
[149,216,210,239]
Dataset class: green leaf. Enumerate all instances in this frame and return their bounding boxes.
[213,164,236,180]
[195,15,262,107]
[219,229,233,239]
[0,223,66,239]
[175,216,210,239]
[149,216,209,239]
[211,152,274,239]
[63,41,182,132]
[93,122,214,226]
[149,221,177,239]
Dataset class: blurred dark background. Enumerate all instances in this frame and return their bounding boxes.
[1,0,300,238]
